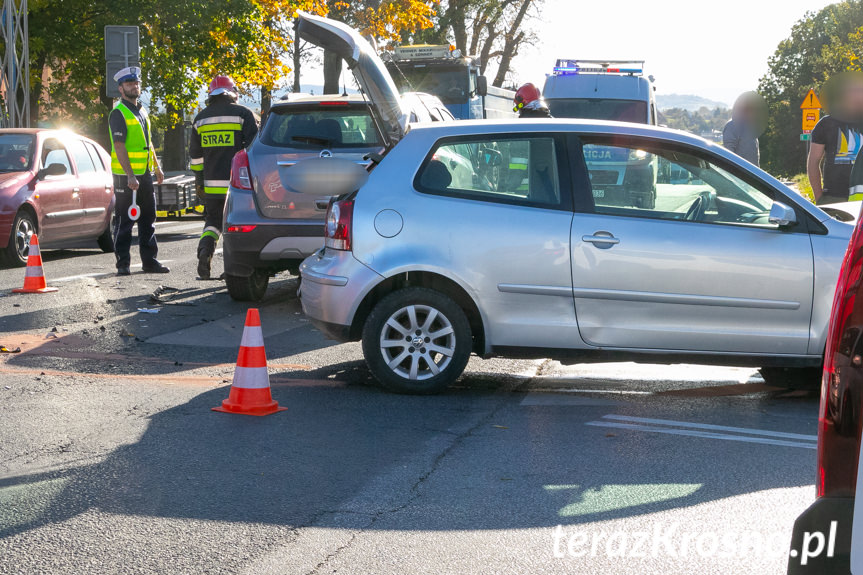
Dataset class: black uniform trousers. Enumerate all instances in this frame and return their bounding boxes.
[112,172,159,270]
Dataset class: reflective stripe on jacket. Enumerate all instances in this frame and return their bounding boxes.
[110,102,152,175]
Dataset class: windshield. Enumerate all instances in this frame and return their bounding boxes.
[0,133,34,171]
[548,98,648,124]
[262,105,383,149]
[387,63,469,104]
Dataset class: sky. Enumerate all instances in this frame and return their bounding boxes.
[511,0,839,106]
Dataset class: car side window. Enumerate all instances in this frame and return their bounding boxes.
[84,142,106,172]
[41,138,72,176]
[67,139,97,175]
[416,136,562,208]
[581,141,778,228]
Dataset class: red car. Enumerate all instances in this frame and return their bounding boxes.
[788,205,863,573]
[0,129,115,266]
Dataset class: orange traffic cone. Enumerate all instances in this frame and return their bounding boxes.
[212,308,287,416]
[13,234,58,294]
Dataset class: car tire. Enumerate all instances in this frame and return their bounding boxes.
[362,287,472,395]
[225,269,269,302]
[759,366,822,391]
[0,210,36,267]
[96,218,115,253]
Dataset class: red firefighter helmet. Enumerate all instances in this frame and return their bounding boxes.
[208,75,237,97]
[513,83,542,112]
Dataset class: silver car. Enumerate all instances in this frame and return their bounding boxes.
[294,13,853,394]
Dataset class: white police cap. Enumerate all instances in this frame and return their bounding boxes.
[113,66,141,84]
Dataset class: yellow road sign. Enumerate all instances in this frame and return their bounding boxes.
[800,89,822,110]
[802,109,820,133]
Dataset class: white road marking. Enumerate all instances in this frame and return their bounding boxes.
[586,414,817,449]
[585,420,817,449]
[600,414,817,441]
[153,222,203,233]
[52,260,174,283]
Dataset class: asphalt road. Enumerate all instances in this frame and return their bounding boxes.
[0,219,821,574]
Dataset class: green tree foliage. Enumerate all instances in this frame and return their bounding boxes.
[413,0,543,88]
[759,1,863,176]
[660,106,730,135]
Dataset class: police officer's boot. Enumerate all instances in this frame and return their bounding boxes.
[197,236,216,280]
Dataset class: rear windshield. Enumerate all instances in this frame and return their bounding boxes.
[262,104,382,149]
[0,133,34,171]
[547,98,648,124]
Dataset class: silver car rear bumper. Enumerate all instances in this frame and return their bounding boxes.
[300,248,384,341]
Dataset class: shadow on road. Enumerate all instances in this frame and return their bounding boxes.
[0,376,815,539]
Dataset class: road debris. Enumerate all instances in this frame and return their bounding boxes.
[0,345,21,353]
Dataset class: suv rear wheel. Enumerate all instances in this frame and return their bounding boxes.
[362,287,472,394]
[225,269,269,302]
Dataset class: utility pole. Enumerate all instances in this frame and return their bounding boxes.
[0,0,29,128]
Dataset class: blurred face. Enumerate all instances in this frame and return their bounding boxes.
[119,80,141,99]
[846,78,863,117]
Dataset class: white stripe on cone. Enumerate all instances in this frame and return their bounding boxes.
[240,328,265,349]
[232,366,270,389]
[25,266,45,277]
[28,244,40,256]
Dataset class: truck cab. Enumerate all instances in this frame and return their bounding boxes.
[385,45,515,120]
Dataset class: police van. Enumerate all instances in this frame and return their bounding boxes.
[544,60,658,208]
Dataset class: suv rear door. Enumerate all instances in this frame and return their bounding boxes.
[295,12,406,146]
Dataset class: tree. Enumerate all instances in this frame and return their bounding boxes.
[758,1,863,176]
[416,0,543,88]
[321,0,436,94]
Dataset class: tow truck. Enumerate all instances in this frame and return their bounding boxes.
[384,45,515,120]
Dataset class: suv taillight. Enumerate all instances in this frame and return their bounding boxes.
[325,199,354,251]
[818,214,863,497]
[230,149,253,190]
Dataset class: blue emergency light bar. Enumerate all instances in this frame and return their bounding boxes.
[553,59,644,76]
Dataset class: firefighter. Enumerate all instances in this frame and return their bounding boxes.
[513,83,552,118]
[108,66,167,276]
[189,75,258,280]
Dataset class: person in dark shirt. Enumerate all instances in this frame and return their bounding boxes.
[809,73,863,204]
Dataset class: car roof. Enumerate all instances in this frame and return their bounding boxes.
[273,93,370,107]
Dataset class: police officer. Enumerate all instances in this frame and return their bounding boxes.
[108,66,167,276]
[189,75,258,280]
[513,83,552,118]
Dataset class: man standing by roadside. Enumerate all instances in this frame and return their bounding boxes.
[109,66,168,276]
[189,75,258,280]
[723,91,765,166]
[809,73,863,204]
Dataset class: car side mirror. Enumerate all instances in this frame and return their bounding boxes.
[477,75,488,98]
[39,162,67,179]
[768,201,797,228]
[480,147,502,168]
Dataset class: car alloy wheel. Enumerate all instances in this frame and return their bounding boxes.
[379,304,456,381]
[14,214,34,261]
[362,287,472,394]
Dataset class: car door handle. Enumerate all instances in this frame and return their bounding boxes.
[582,233,620,247]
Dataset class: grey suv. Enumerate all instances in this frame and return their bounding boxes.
[293,12,854,395]
[223,94,386,301]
